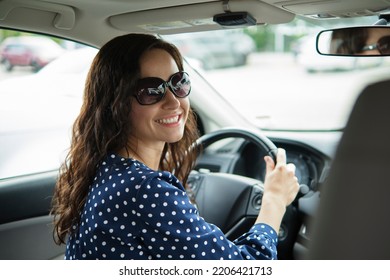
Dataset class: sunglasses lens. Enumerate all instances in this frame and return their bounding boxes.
[136,78,166,105]
[378,36,390,55]
[135,72,191,105]
[169,72,191,97]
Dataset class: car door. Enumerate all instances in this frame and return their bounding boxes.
[0,31,92,260]
[0,171,65,259]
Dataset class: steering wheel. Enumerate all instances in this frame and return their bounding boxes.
[188,127,301,259]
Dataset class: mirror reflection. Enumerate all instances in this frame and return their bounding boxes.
[317,26,390,56]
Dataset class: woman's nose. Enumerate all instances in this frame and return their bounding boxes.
[162,89,180,109]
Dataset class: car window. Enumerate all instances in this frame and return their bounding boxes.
[0,31,96,179]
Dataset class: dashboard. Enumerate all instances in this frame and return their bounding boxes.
[194,136,332,193]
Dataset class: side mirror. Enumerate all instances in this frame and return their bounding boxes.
[316,26,390,56]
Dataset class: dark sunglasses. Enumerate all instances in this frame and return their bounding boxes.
[135,71,191,105]
[362,35,390,55]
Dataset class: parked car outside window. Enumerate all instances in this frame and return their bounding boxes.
[0,36,64,72]
[166,31,255,70]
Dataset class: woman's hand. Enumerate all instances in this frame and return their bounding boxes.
[263,148,300,207]
[255,148,300,232]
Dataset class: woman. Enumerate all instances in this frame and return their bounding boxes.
[52,33,299,260]
[330,27,390,55]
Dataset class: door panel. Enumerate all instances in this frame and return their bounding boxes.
[0,171,65,259]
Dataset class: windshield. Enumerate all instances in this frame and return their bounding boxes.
[164,15,390,131]
[1,15,389,179]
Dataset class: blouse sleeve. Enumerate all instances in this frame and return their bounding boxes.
[134,175,279,260]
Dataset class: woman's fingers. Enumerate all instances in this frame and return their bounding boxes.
[286,163,296,173]
[265,149,298,184]
[265,148,295,176]
[276,148,287,167]
[264,155,275,174]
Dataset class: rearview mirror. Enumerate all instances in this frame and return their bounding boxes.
[316,26,390,56]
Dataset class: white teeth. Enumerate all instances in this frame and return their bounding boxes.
[156,115,179,124]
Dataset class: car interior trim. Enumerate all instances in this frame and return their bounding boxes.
[0,0,76,30]
[109,0,294,34]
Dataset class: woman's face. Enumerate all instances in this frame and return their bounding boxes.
[361,28,390,55]
[129,48,190,150]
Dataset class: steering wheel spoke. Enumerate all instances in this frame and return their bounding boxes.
[188,171,263,236]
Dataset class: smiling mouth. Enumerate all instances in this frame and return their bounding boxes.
[156,114,181,125]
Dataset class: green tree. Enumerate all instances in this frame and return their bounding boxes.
[244,25,275,51]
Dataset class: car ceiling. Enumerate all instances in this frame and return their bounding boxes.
[0,0,389,47]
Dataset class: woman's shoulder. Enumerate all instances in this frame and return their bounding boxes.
[97,153,183,190]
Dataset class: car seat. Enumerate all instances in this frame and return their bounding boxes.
[307,78,390,259]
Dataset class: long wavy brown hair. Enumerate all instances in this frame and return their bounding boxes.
[52,33,200,245]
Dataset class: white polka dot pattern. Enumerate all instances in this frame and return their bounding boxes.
[65,153,278,260]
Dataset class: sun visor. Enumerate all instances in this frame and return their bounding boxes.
[108,0,294,34]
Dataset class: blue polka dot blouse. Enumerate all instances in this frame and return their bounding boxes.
[65,153,279,260]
